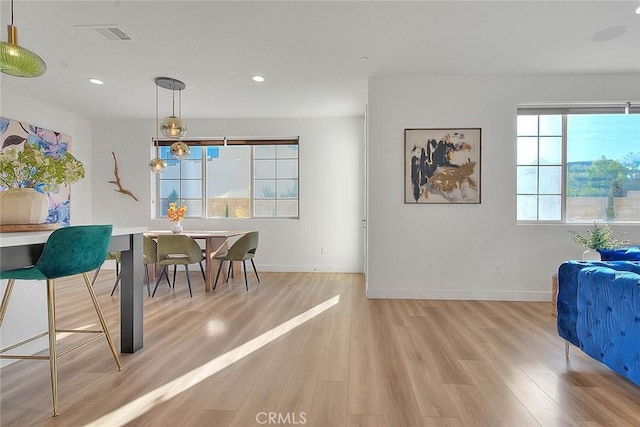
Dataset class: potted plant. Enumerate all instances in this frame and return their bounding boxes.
[0,143,85,224]
[568,222,628,260]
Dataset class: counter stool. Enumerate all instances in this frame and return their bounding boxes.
[0,225,122,417]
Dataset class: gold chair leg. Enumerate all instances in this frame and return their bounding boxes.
[0,279,16,327]
[82,273,122,370]
[46,279,59,417]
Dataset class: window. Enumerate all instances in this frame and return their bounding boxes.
[516,106,640,223]
[156,138,299,219]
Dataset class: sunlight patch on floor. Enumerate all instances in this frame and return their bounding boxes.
[85,294,341,426]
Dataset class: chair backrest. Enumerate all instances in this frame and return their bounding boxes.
[143,235,157,264]
[226,231,259,260]
[106,251,120,262]
[35,225,113,279]
[157,235,203,263]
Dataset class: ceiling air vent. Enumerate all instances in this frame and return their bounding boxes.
[75,25,132,41]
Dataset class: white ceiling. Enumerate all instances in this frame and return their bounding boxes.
[1,1,639,120]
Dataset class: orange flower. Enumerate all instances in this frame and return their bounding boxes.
[167,202,187,222]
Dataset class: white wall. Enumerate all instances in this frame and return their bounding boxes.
[1,89,93,223]
[367,74,640,300]
[0,89,93,365]
[91,117,365,273]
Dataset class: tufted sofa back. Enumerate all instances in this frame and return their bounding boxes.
[557,261,640,346]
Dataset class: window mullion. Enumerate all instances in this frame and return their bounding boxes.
[561,114,568,222]
[202,146,207,218]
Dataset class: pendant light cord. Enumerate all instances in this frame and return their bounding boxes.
[10,0,14,26]
[155,83,160,156]
[171,88,176,116]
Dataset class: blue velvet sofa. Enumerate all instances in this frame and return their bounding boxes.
[556,260,640,386]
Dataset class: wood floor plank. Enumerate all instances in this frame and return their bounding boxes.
[228,337,304,427]
[347,414,386,427]
[309,380,348,427]
[317,314,350,381]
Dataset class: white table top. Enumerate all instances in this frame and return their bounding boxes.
[0,226,148,247]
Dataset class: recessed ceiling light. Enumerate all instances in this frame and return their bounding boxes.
[89,78,104,85]
[359,56,369,62]
[251,75,265,83]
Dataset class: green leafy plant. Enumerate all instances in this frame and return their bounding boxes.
[568,222,628,250]
[0,143,85,192]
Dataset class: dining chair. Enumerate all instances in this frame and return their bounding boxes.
[143,235,170,296]
[90,251,121,292]
[152,234,206,298]
[213,231,260,291]
[107,251,123,296]
[0,225,122,417]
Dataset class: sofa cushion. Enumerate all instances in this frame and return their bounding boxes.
[577,266,640,386]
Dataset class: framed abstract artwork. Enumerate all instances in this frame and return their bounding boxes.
[405,128,481,204]
[0,117,74,225]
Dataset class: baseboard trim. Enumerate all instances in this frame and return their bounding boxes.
[365,288,552,302]
[257,264,363,273]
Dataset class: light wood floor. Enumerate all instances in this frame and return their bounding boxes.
[1,271,640,426]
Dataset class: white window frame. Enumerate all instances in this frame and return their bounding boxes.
[154,137,299,219]
[517,103,640,224]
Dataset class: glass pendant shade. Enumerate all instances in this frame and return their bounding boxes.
[170,141,190,160]
[149,158,167,173]
[0,25,46,77]
[161,116,187,138]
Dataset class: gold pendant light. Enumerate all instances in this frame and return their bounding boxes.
[0,0,46,77]
[155,77,190,161]
[158,78,187,139]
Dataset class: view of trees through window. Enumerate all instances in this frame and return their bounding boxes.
[156,144,299,219]
[517,112,640,222]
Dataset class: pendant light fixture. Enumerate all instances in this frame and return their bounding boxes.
[159,78,187,139]
[149,81,167,173]
[170,140,190,160]
[155,76,190,161]
[0,0,46,77]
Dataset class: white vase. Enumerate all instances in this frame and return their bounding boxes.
[581,248,602,261]
[0,188,49,225]
[171,221,183,234]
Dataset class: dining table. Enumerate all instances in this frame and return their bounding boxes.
[0,226,147,353]
[144,230,251,292]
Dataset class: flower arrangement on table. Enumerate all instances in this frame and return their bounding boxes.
[166,202,187,223]
[0,143,85,192]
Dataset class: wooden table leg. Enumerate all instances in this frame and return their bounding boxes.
[204,237,228,292]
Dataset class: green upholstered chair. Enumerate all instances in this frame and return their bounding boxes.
[90,251,121,293]
[151,234,206,298]
[0,225,122,417]
[213,231,260,291]
[143,235,170,296]
[107,251,122,296]
[109,236,165,297]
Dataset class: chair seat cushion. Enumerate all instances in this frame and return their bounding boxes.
[214,253,254,261]
[158,255,192,265]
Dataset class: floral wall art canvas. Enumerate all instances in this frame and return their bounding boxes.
[0,117,74,225]
[405,128,481,204]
